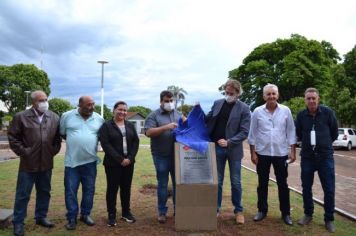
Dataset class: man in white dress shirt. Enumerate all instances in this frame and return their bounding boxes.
[248,84,296,225]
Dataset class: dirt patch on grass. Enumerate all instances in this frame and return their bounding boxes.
[139,183,157,195]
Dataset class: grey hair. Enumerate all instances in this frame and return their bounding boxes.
[263,83,279,96]
[30,90,46,101]
[304,87,319,96]
[224,79,243,96]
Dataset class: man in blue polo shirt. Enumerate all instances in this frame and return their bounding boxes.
[295,88,338,233]
[60,96,104,230]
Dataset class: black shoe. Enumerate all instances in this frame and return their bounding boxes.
[282,215,293,225]
[107,218,117,227]
[13,224,24,236]
[80,215,95,226]
[65,219,77,230]
[107,213,117,227]
[121,212,136,223]
[253,212,267,221]
[298,215,313,225]
[325,221,336,233]
[36,218,55,228]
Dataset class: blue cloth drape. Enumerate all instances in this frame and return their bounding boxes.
[174,104,210,154]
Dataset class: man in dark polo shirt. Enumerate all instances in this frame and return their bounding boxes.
[144,90,182,224]
[295,87,338,233]
[206,79,251,224]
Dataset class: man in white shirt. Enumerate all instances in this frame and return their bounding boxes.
[248,84,296,225]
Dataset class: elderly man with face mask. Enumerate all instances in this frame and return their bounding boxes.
[60,96,104,230]
[206,79,251,224]
[8,90,61,236]
[144,90,182,224]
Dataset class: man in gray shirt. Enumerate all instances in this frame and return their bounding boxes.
[144,90,181,224]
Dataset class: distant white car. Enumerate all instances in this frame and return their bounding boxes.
[333,128,356,151]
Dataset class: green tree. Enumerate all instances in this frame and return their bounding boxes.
[343,44,356,92]
[178,104,193,116]
[331,88,356,127]
[0,64,51,114]
[94,104,112,120]
[229,34,340,108]
[167,85,188,109]
[128,106,152,118]
[282,97,305,119]
[48,98,74,117]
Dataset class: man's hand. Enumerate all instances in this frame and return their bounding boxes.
[121,159,131,167]
[217,139,228,147]
[251,152,258,165]
[164,122,178,130]
[288,152,296,164]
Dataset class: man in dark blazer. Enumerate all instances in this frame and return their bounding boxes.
[206,79,251,224]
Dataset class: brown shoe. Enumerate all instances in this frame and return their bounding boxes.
[235,212,245,224]
[157,214,166,224]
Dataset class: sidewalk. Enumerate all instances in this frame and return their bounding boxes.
[0,141,66,162]
[241,143,356,220]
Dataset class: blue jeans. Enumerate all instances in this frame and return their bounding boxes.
[301,155,335,221]
[64,161,97,220]
[216,146,243,213]
[13,170,52,225]
[153,155,176,215]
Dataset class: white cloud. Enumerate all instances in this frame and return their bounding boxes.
[0,0,355,112]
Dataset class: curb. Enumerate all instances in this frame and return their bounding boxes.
[242,164,356,222]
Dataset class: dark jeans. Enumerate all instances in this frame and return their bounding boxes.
[153,155,176,215]
[105,164,134,216]
[64,161,97,220]
[256,154,290,216]
[216,146,243,213]
[12,170,52,225]
[301,155,335,221]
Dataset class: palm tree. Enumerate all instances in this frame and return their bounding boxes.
[167,85,188,109]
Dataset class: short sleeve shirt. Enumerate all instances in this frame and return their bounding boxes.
[144,108,181,156]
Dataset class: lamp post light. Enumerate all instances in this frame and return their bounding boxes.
[97,60,109,118]
[25,90,31,109]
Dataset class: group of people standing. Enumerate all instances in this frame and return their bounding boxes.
[205,81,337,233]
[7,78,338,236]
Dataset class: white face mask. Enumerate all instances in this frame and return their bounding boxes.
[163,102,175,112]
[225,95,237,103]
[37,101,49,113]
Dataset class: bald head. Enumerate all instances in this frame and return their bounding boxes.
[78,96,95,119]
[79,96,94,106]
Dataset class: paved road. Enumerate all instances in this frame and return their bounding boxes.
[241,143,356,219]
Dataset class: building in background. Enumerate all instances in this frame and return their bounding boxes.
[126,112,145,134]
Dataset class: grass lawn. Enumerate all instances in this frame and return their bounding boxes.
[0,140,355,235]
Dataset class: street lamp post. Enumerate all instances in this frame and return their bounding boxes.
[97,60,109,118]
[25,91,31,109]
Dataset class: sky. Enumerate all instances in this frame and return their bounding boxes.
[1,0,355,113]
